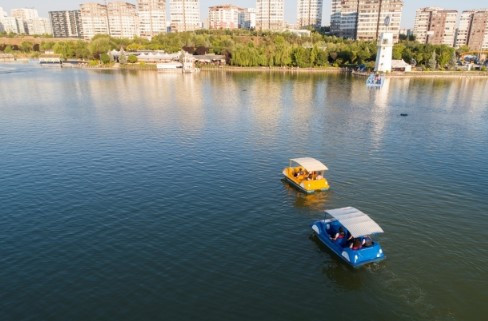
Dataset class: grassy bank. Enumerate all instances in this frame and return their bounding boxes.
[200,65,344,73]
[388,71,488,78]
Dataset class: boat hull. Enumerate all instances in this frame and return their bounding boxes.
[311,219,385,268]
[282,169,329,194]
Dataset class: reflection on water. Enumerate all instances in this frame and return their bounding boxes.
[282,180,332,211]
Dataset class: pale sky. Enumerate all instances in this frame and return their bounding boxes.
[0,0,484,28]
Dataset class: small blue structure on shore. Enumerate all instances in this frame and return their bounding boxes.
[311,207,385,268]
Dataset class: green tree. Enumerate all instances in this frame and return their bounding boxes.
[127,43,144,51]
[20,41,33,53]
[40,41,55,52]
[449,51,457,70]
[100,53,110,64]
[456,45,470,57]
[89,36,112,59]
[74,41,90,59]
[438,46,453,69]
[402,47,413,64]
[292,46,311,67]
[53,42,75,59]
[393,43,405,60]
[310,45,319,66]
[356,46,371,64]
[128,54,138,63]
[429,51,437,70]
[315,50,329,66]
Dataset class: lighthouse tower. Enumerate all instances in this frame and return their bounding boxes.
[375,16,393,73]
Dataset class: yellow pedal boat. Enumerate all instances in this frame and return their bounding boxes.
[282,157,330,193]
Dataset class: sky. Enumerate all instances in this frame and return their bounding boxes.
[0,0,484,28]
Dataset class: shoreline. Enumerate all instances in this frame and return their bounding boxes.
[351,70,488,78]
[3,60,487,78]
[199,65,345,73]
[199,66,488,78]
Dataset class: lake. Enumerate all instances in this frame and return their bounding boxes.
[1,64,487,321]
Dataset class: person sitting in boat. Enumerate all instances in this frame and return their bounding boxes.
[331,227,346,241]
[293,169,300,178]
[350,238,362,250]
[316,172,323,180]
[362,235,373,247]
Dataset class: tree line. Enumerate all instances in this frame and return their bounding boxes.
[0,30,475,70]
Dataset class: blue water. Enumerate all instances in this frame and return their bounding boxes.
[1,64,487,320]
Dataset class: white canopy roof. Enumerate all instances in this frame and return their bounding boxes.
[325,207,384,237]
[290,157,328,172]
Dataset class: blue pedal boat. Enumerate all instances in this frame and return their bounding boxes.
[311,207,385,268]
[366,73,384,88]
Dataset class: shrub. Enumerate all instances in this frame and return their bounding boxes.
[100,53,110,64]
[128,54,138,63]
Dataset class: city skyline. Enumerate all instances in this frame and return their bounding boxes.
[0,0,485,28]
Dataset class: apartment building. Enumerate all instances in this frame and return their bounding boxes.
[331,0,403,43]
[170,0,201,32]
[297,0,323,29]
[208,5,242,30]
[455,9,488,50]
[413,7,457,46]
[11,8,39,21]
[331,0,359,38]
[80,3,109,39]
[49,10,83,38]
[138,0,166,38]
[0,7,22,33]
[107,2,138,38]
[239,8,257,29]
[256,0,284,31]
[10,8,52,35]
[26,17,53,35]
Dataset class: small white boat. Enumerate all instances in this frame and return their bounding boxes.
[366,73,384,87]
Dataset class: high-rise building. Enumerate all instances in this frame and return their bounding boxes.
[239,8,257,29]
[10,7,52,35]
[256,0,284,31]
[297,0,323,29]
[0,7,22,33]
[455,9,488,50]
[331,0,403,43]
[138,0,166,38]
[413,7,457,46]
[107,2,139,38]
[208,5,241,30]
[331,0,359,39]
[11,8,39,21]
[455,10,476,48]
[49,10,83,38]
[80,3,109,39]
[25,17,53,35]
[170,0,201,32]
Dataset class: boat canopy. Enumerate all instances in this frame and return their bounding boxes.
[325,207,384,237]
[290,157,328,172]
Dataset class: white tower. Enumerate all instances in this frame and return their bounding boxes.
[375,16,393,72]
